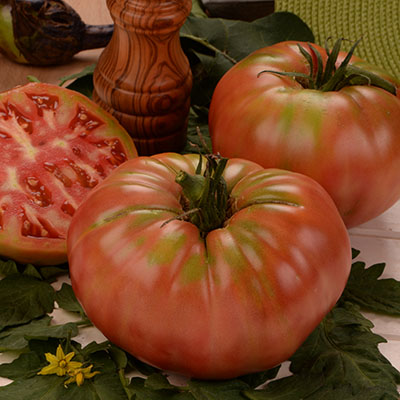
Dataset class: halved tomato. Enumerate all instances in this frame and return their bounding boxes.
[0,82,137,265]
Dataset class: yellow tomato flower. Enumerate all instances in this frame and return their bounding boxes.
[37,345,83,377]
[64,365,100,387]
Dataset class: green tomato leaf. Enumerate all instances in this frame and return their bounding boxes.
[0,316,78,351]
[0,351,42,380]
[80,341,113,358]
[66,74,95,99]
[128,377,194,400]
[0,340,130,400]
[244,379,389,400]
[0,259,19,276]
[239,366,280,389]
[341,260,400,316]
[244,302,400,399]
[39,264,69,281]
[0,275,55,330]
[60,64,96,99]
[59,64,96,87]
[0,375,68,400]
[191,0,208,18]
[26,75,41,83]
[126,353,162,377]
[145,373,177,391]
[0,258,68,282]
[181,11,314,107]
[76,371,128,400]
[182,12,314,65]
[243,374,325,399]
[22,264,43,280]
[291,302,400,394]
[183,106,211,154]
[188,378,251,400]
[55,283,86,315]
[108,344,129,370]
[0,373,128,400]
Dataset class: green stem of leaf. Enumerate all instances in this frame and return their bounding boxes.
[76,318,93,328]
[118,368,131,399]
[180,33,238,65]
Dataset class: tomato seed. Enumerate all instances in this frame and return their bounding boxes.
[28,94,59,117]
[70,106,103,132]
[25,177,52,207]
[66,159,98,188]
[26,177,39,187]
[61,200,75,216]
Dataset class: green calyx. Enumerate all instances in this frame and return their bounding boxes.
[259,38,397,95]
[175,154,229,237]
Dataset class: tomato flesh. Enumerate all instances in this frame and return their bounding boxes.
[0,83,137,265]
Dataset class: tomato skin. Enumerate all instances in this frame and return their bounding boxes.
[209,41,400,228]
[0,83,137,265]
[68,153,351,379]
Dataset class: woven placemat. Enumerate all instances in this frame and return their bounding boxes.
[275,0,400,79]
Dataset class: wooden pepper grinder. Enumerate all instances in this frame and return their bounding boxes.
[93,0,193,155]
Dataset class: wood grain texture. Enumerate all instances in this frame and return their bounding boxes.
[93,0,193,155]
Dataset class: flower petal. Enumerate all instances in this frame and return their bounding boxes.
[56,345,65,360]
[68,361,83,370]
[38,365,59,376]
[63,376,76,388]
[64,351,76,363]
[76,372,85,386]
[44,353,59,365]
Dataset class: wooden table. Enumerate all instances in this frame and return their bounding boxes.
[0,0,399,393]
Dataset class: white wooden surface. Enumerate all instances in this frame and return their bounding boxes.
[0,0,399,393]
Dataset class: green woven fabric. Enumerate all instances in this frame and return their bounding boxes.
[275,0,400,79]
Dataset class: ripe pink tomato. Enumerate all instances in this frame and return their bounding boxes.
[68,152,351,379]
[209,40,400,228]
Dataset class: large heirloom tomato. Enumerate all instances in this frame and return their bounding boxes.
[209,40,400,228]
[68,152,351,379]
[0,82,137,265]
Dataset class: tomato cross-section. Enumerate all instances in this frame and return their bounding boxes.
[0,82,137,265]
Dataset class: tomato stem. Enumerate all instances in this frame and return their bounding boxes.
[175,154,229,237]
[258,38,397,95]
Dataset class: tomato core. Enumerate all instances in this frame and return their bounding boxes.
[175,154,229,236]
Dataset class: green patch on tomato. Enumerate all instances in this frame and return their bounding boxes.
[147,233,187,266]
[180,253,206,284]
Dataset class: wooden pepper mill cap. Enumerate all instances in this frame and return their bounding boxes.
[107,0,192,33]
